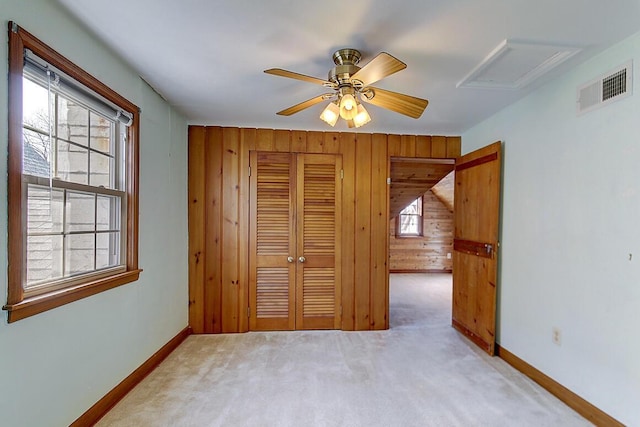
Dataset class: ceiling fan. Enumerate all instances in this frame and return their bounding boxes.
[264,48,429,129]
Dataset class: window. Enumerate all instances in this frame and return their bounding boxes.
[396,196,423,237]
[3,23,141,322]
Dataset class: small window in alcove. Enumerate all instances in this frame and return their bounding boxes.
[396,196,423,237]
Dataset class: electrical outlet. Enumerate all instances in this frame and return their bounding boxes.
[552,327,561,346]
[446,253,452,259]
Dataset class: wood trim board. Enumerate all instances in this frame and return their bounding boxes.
[496,344,623,427]
[390,269,452,273]
[70,327,192,426]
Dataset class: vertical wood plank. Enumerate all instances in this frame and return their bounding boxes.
[339,132,356,330]
[221,127,240,332]
[370,134,389,329]
[248,152,258,331]
[255,128,274,151]
[400,135,416,157]
[415,135,432,158]
[431,136,447,158]
[204,126,223,333]
[238,128,256,332]
[323,131,340,153]
[354,133,372,330]
[274,129,291,152]
[306,131,324,153]
[387,134,401,157]
[291,130,307,152]
[446,136,462,158]
[385,144,391,329]
[187,126,206,333]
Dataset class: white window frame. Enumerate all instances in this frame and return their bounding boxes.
[396,196,424,237]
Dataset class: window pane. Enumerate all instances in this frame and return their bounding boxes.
[90,111,112,154]
[56,140,88,184]
[56,95,71,140]
[400,198,421,215]
[66,191,95,232]
[96,195,120,231]
[90,151,113,188]
[66,103,89,147]
[27,185,64,234]
[96,232,120,269]
[23,129,51,178]
[65,233,95,275]
[400,215,420,235]
[23,77,51,134]
[26,235,63,286]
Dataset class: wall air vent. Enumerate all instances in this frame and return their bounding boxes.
[577,60,633,115]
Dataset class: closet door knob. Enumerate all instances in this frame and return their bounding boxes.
[287,256,294,263]
[298,256,306,263]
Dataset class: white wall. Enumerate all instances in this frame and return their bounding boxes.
[463,31,640,425]
[0,1,189,425]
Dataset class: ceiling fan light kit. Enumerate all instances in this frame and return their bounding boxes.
[265,48,428,129]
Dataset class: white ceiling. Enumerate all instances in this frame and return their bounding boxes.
[57,0,640,135]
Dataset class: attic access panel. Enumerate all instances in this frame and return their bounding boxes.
[457,40,581,90]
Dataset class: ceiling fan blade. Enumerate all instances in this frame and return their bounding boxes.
[265,68,332,86]
[350,52,406,87]
[277,94,333,116]
[361,86,428,119]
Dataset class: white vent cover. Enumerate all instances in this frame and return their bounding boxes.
[457,40,581,90]
[577,60,633,115]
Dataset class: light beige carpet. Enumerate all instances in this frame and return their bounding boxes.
[97,274,590,426]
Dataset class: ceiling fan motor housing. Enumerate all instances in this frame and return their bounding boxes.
[332,48,361,65]
[328,65,360,85]
[329,48,362,85]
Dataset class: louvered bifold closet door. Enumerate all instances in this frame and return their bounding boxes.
[249,152,296,330]
[295,154,342,329]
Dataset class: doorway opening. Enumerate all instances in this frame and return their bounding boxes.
[388,157,455,328]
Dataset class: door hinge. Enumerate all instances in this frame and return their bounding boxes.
[248,166,251,177]
[340,169,344,180]
[247,307,251,318]
[386,177,391,185]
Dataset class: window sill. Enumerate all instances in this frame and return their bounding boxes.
[2,269,142,323]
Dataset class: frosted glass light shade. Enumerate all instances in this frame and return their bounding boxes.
[319,102,340,126]
[339,94,357,120]
[353,104,371,128]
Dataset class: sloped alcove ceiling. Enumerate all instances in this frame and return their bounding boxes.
[430,171,454,212]
[389,159,454,218]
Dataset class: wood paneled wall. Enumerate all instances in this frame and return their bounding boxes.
[188,126,460,333]
[389,190,454,272]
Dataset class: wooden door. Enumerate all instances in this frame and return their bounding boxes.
[452,141,501,355]
[249,152,296,330]
[249,152,342,330]
[295,154,342,329]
